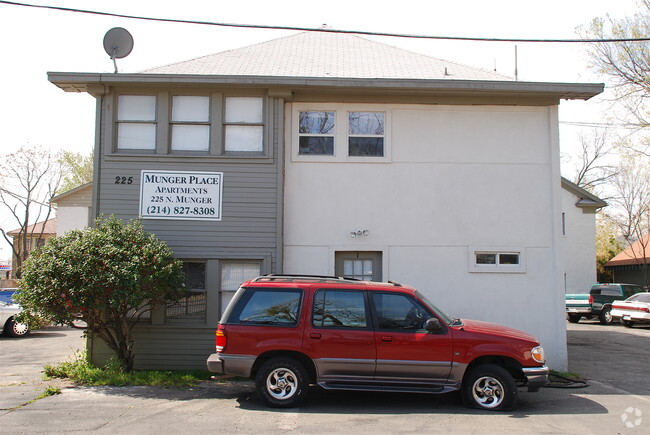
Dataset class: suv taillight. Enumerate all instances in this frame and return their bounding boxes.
[216,327,226,353]
[588,294,594,304]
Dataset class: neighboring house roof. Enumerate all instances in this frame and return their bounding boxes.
[6,219,57,237]
[142,31,512,81]
[560,177,607,212]
[51,182,93,207]
[49,31,603,101]
[606,234,650,267]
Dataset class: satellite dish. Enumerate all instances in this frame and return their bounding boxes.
[103,27,134,73]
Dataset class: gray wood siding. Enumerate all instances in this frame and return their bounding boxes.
[89,326,216,370]
[95,93,282,262]
[89,92,284,370]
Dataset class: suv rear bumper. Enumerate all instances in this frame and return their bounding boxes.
[522,365,549,391]
[206,353,256,377]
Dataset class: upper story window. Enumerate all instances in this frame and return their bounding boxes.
[348,112,384,157]
[112,93,267,157]
[171,96,210,152]
[292,104,390,162]
[224,97,264,152]
[298,111,335,155]
[116,95,156,150]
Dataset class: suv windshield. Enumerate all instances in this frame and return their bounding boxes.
[414,290,455,325]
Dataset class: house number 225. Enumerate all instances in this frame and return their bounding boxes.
[115,176,133,184]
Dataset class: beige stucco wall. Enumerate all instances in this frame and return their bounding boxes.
[284,103,568,369]
[561,189,598,293]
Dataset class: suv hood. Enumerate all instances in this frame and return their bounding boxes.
[457,319,539,343]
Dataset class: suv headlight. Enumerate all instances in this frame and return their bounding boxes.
[531,346,545,363]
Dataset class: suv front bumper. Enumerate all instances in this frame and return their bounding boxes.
[522,365,550,392]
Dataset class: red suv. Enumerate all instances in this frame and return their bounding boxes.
[207,275,548,411]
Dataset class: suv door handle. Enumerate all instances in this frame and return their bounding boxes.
[310,333,321,339]
[381,336,392,342]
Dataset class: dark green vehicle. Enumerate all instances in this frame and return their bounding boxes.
[565,283,644,324]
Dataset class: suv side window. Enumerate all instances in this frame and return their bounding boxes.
[371,292,430,330]
[312,289,368,328]
[230,288,302,326]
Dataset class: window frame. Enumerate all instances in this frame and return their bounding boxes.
[165,260,207,323]
[469,246,526,273]
[222,96,266,156]
[115,94,158,153]
[292,103,391,163]
[347,111,386,157]
[169,95,211,153]
[110,91,269,158]
[219,260,262,317]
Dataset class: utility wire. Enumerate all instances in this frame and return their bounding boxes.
[1,0,649,43]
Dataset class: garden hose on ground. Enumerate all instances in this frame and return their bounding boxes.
[543,372,589,389]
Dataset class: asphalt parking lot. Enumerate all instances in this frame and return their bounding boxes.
[0,321,648,434]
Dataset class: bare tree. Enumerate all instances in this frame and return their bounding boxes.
[580,1,650,156]
[603,158,650,286]
[570,129,619,193]
[0,145,63,278]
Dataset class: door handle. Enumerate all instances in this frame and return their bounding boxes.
[310,333,321,339]
[381,336,392,342]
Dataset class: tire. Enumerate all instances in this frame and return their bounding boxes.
[567,314,581,323]
[599,307,613,325]
[620,318,635,328]
[461,364,517,411]
[255,357,308,408]
[4,318,30,338]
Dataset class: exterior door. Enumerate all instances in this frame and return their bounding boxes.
[335,251,382,281]
[303,288,376,382]
[370,292,453,384]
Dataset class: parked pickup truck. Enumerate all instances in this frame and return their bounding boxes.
[566,283,645,324]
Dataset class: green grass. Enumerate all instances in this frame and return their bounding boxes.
[44,351,213,387]
[550,369,582,380]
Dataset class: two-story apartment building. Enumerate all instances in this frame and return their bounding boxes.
[49,31,602,370]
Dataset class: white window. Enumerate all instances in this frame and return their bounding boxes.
[293,104,390,162]
[469,247,526,273]
[117,95,156,150]
[348,112,384,157]
[220,262,261,315]
[171,96,210,151]
[298,111,335,155]
[224,97,264,152]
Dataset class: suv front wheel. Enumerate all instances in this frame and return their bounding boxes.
[255,357,309,408]
[461,364,518,411]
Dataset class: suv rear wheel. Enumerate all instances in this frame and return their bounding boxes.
[255,357,308,408]
[461,364,517,411]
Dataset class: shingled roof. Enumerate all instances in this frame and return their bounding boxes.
[142,31,512,81]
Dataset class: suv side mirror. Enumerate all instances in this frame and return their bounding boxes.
[424,317,441,331]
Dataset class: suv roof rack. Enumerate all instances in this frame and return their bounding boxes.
[251,274,404,287]
[252,274,363,284]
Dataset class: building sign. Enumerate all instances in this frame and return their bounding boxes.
[139,170,223,221]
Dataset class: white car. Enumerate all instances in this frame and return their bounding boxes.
[611,292,650,328]
[0,300,30,337]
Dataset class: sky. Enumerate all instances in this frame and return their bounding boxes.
[0,0,645,261]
